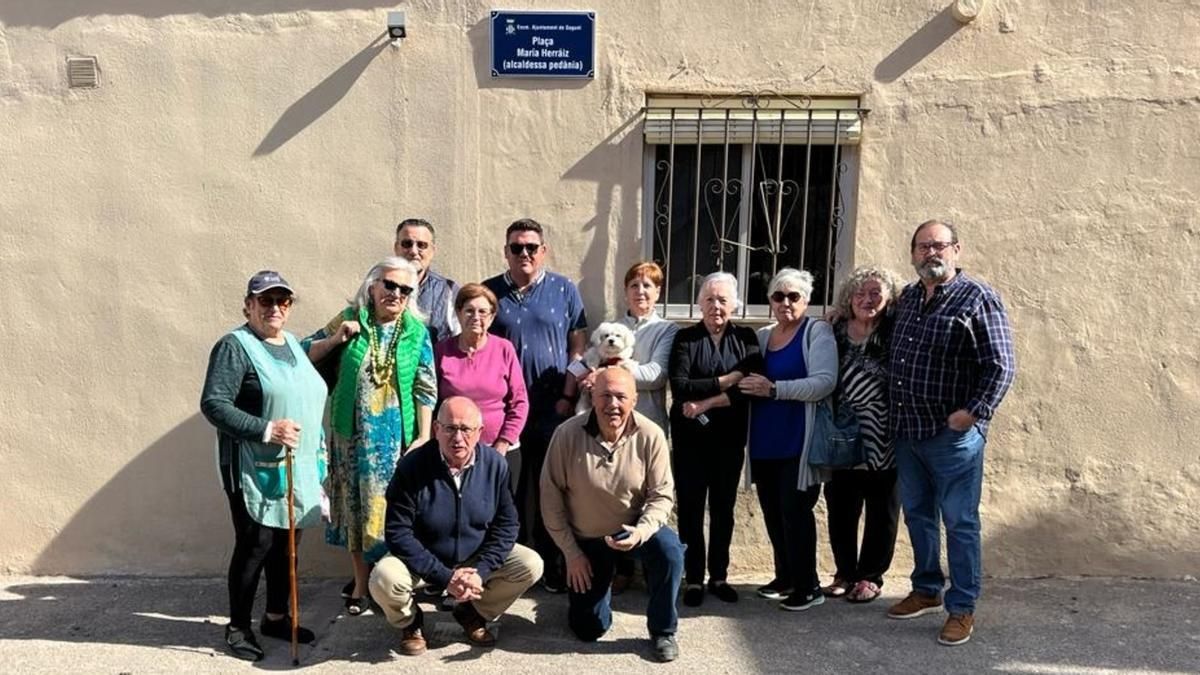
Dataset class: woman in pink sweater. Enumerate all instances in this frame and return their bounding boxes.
[434,283,529,493]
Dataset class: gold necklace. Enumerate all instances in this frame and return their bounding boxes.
[367,320,402,387]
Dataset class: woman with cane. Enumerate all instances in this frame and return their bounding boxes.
[201,271,327,662]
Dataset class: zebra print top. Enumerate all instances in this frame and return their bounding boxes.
[834,317,895,471]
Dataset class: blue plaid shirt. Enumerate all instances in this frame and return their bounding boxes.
[889,270,1016,440]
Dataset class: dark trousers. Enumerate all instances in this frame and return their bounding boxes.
[674,445,744,585]
[504,448,522,498]
[515,429,561,580]
[567,528,685,640]
[751,456,821,594]
[223,483,296,629]
[824,468,900,586]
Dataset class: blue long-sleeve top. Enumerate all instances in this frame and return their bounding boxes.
[382,440,518,587]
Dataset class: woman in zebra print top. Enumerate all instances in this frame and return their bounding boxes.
[821,266,904,604]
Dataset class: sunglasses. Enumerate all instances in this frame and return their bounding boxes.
[770,291,803,304]
[508,242,541,257]
[398,238,431,251]
[254,294,293,308]
[380,279,415,297]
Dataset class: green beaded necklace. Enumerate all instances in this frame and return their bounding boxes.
[367,318,402,387]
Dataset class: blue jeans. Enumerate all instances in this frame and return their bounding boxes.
[567,527,684,640]
[895,425,986,615]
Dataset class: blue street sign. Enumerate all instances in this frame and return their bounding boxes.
[490,10,596,79]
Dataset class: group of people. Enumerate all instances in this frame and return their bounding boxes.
[200,216,1016,663]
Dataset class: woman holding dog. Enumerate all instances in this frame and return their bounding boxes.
[669,271,761,607]
[820,266,903,604]
[576,262,678,431]
[742,268,838,612]
[435,283,529,493]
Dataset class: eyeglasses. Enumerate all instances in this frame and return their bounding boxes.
[438,423,481,436]
[770,291,803,304]
[915,241,957,254]
[398,239,431,251]
[380,279,414,297]
[508,242,541,257]
[853,289,884,301]
[254,295,293,308]
[462,307,493,318]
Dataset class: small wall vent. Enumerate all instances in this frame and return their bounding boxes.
[67,56,100,88]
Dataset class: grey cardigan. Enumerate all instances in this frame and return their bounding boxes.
[752,318,839,489]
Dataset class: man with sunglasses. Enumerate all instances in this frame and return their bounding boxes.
[395,218,461,343]
[369,396,543,655]
[886,220,1016,647]
[482,218,588,593]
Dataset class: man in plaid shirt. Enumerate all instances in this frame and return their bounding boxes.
[884,220,1016,647]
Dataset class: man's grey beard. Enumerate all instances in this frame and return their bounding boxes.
[914,258,949,281]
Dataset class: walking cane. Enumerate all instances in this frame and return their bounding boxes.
[285,447,300,666]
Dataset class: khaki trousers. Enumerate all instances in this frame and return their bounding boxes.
[369,544,544,628]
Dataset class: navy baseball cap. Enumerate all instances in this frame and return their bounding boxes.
[246,270,294,295]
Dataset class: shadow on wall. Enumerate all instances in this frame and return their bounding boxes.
[874,4,966,83]
[984,485,1200,578]
[562,114,645,313]
[0,1,396,29]
[253,33,389,157]
[33,413,340,576]
[466,16,592,92]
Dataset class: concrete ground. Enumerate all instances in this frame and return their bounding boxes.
[0,575,1197,674]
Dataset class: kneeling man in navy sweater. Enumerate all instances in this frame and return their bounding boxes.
[369,396,544,656]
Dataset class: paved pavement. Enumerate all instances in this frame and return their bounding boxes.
[1,575,1197,674]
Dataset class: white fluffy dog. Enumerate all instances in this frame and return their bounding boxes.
[584,321,637,369]
[570,321,638,413]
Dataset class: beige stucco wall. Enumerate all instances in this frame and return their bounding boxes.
[1,1,1197,578]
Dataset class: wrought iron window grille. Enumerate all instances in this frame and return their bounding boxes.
[642,90,868,322]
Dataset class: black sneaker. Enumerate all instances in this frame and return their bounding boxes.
[340,579,355,599]
[542,567,567,594]
[780,591,825,612]
[224,625,264,661]
[260,615,316,644]
[756,579,793,600]
[707,580,738,603]
[653,634,679,662]
[682,584,704,607]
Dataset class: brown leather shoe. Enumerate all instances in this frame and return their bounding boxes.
[398,608,426,656]
[887,591,944,619]
[452,601,496,647]
[938,613,974,645]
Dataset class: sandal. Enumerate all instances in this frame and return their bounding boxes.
[820,578,852,598]
[345,595,371,616]
[846,580,881,603]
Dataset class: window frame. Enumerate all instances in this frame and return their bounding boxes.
[640,96,864,324]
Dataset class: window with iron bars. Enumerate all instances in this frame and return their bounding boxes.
[641,92,867,320]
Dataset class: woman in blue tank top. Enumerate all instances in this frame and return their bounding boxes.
[742,269,838,612]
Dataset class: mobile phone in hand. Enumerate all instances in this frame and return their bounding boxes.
[611,529,632,542]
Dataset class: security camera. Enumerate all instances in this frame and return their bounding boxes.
[387,11,407,39]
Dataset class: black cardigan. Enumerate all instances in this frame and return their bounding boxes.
[668,321,762,450]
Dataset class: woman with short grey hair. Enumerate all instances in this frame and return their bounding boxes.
[669,271,761,608]
[820,266,903,604]
[304,256,437,615]
[740,267,838,611]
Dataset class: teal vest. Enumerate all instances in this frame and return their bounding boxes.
[228,327,328,529]
[330,307,425,446]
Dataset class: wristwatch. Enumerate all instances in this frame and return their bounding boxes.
[769,383,778,399]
